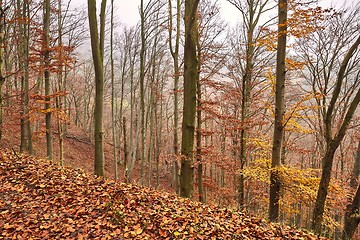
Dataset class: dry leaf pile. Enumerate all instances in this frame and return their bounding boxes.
[0,149,326,239]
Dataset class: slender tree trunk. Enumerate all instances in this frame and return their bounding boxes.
[350,141,360,188]
[127,54,137,182]
[44,0,53,160]
[110,0,117,180]
[269,0,287,222]
[195,19,203,203]
[156,79,163,189]
[169,0,181,194]
[139,0,147,186]
[0,0,5,142]
[238,0,255,211]
[123,117,129,182]
[179,0,200,198]
[88,0,106,177]
[56,0,65,165]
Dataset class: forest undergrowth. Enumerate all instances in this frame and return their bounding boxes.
[0,148,328,239]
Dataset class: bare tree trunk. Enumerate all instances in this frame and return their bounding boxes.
[110,0,117,180]
[180,0,200,198]
[127,51,137,182]
[123,117,129,182]
[269,0,287,222]
[139,0,146,186]
[195,21,203,203]
[18,0,32,154]
[44,0,53,160]
[56,0,66,165]
[351,141,360,188]
[168,0,181,194]
[88,0,106,177]
[343,184,360,240]
[0,0,5,142]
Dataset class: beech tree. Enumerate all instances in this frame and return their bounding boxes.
[269,0,287,222]
[0,0,5,141]
[43,0,52,160]
[311,35,360,233]
[168,0,181,194]
[226,0,274,209]
[180,0,200,198]
[88,0,107,177]
[17,0,32,154]
[344,140,360,239]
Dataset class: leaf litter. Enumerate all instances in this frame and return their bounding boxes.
[0,149,327,239]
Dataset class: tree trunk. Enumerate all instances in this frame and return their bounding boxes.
[351,141,360,188]
[0,0,4,142]
[56,0,65,165]
[110,0,117,180]
[180,0,199,198]
[312,35,360,233]
[196,53,203,203]
[18,0,32,154]
[139,0,146,186]
[169,0,181,194]
[44,0,53,160]
[269,0,287,222]
[87,0,106,177]
[343,184,360,240]
[123,117,129,182]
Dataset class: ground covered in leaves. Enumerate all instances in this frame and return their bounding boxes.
[0,149,326,239]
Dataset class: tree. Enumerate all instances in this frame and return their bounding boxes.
[139,0,146,185]
[87,0,107,177]
[350,140,360,189]
[43,0,52,160]
[168,0,181,194]
[311,35,360,233]
[227,0,274,209]
[139,0,166,185]
[180,0,200,198]
[269,0,287,222]
[17,0,32,154]
[343,140,360,240]
[0,0,6,142]
[110,0,117,180]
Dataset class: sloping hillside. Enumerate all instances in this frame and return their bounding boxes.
[0,149,326,239]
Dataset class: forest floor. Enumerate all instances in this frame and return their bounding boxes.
[0,118,175,193]
[0,148,328,239]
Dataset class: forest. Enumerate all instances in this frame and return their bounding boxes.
[0,0,359,239]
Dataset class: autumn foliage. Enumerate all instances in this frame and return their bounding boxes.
[0,149,328,239]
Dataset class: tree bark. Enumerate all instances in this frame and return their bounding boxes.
[44,0,53,160]
[180,0,199,198]
[18,0,32,154]
[269,0,287,222]
[350,141,360,189]
[168,0,181,195]
[196,34,203,203]
[0,0,4,142]
[139,0,146,186]
[110,0,117,180]
[123,117,129,182]
[88,0,106,177]
[343,184,360,240]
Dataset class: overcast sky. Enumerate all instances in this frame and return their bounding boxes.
[109,0,345,27]
[74,0,351,28]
